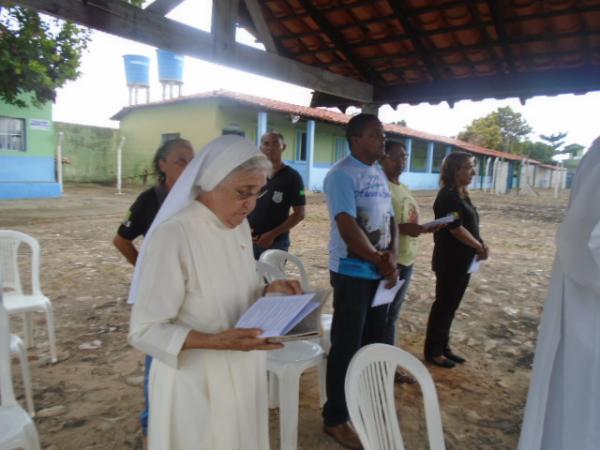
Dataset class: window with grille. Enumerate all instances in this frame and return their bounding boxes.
[0,117,25,151]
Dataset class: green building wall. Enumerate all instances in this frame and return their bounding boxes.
[56,122,119,183]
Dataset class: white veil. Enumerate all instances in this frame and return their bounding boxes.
[127,135,262,304]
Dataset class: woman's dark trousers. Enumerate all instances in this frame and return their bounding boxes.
[424,269,471,358]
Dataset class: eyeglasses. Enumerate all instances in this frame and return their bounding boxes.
[235,188,268,201]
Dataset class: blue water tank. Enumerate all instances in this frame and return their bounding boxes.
[157,49,184,83]
[123,54,150,86]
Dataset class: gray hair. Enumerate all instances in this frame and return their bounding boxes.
[217,154,272,188]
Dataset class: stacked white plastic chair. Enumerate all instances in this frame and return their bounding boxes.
[345,343,446,450]
[256,251,327,450]
[10,334,34,415]
[0,230,57,363]
[0,284,42,450]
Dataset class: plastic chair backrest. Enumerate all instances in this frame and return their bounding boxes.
[0,285,19,407]
[0,230,41,296]
[259,250,310,290]
[256,260,286,285]
[345,343,446,450]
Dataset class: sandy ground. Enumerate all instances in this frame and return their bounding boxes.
[0,184,569,450]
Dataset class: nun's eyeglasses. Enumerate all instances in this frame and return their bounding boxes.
[235,188,268,201]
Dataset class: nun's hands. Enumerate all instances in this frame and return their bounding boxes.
[265,279,303,295]
[213,328,283,351]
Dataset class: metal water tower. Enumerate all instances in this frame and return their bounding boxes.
[156,49,184,100]
[123,54,150,105]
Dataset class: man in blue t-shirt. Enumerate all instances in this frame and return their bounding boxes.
[322,113,398,449]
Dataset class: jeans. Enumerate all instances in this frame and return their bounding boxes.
[140,354,153,436]
[424,269,471,357]
[252,236,290,260]
[383,264,413,346]
[322,271,388,426]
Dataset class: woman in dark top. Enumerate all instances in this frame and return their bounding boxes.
[424,151,489,368]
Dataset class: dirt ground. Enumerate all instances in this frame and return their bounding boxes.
[0,184,569,450]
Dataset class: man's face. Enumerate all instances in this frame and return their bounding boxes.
[260,133,286,164]
[352,120,386,162]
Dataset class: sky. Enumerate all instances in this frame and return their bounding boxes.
[53,0,600,150]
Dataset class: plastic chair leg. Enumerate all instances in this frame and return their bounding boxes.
[23,312,33,349]
[43,301,58,363]
[14,337,35,415]
[318,358,327,407]
[25,420,42,450]
[278,367,301,450]
[268,372,279,409]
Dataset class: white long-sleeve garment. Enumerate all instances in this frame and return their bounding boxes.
[518,139,600,450]
[129,200,268,450]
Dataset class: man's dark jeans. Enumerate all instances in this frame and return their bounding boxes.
[322,271,388,426]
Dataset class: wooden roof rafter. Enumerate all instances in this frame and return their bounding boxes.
[294,0,380,83]
[486,0,517,73]
[144,0,185,16]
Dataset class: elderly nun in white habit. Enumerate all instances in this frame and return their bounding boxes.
[518,136,600,450]
[128,135,301,450]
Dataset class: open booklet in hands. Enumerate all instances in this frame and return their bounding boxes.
[235,290,330,342]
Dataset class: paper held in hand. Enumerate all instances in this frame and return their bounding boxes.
[235,290,330,342]
[371,278,405,307]
[468,255,482,274]
[422,214,455,230]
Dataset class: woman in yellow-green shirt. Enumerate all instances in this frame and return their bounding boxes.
[380,140,439,359]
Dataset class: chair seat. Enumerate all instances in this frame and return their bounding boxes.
[267,340,324,364]
[2,293,50,314]
[0,405,34,443]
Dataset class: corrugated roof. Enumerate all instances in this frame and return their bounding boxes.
[111,89,541,164]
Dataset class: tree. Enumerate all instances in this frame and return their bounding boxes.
[540,132,567,152]
[0,1,142,108]
[561,143,585,158]
[458,106,532,153]
[521,141,556,164]
[391,119,407,127]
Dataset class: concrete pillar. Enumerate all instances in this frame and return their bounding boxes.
[361,104,379,115]
[405,138,412,172]
[426,142,434,173]
[257,111,268,146]
[306,120,315,191]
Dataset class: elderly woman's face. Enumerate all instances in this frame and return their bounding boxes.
[207,170,267,228]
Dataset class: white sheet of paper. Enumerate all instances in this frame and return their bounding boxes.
[235,293,317,337]
[468,255,481,274]
[422,214,455,230]
[371,278,405,307]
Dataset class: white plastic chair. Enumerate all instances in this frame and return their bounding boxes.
[259,250,332,354]
[267,340,327,450]
[0,289,42,450]
[256,258,327,450]
[0,230,57,363]
[259,249,310,290]
[345,344,446,450]
[10,334,34,416]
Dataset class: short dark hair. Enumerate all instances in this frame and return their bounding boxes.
[346,113,380,150]
[384,140,406,154]
[152,138,191,184]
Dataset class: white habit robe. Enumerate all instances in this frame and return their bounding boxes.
[129,201,269,450]
[518,143,600,450]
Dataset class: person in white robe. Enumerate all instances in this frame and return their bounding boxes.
[128,135,301,450]
[518,136,600,450]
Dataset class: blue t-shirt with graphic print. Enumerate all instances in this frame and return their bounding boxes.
[324,154,394,274]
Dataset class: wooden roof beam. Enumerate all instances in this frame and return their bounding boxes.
[486,0,516,73]
[374,66,600,105]
[144,0,185,16]
[242,0,277,53]
[15,0,373,103]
